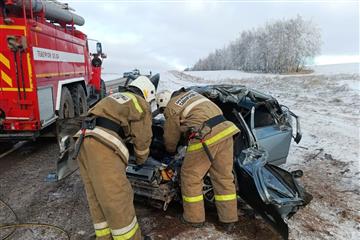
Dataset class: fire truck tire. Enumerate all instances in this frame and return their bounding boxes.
[71,84,88,116]
[100,79,106,99]
[59,87,75,119]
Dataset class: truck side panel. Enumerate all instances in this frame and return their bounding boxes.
[0,21,40,132]
[0,3,99,141]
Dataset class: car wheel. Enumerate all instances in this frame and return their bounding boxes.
[59,87,75,119]
[203,170,238,206]
[203,174,215,204]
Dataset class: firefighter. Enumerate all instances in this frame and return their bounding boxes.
[76,76,157,240]
[156,88,240,229]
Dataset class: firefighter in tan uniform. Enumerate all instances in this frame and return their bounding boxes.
[156,88,240,229]
[76,76,157,240]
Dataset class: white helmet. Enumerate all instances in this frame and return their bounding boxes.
[156,90,172,109]
[129,76,156,102]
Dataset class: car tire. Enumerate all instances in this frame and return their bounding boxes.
[59,87,75,119]
[203,170,239,207]
[71,84,88,116]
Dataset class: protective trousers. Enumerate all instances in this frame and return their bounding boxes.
[181,137,238,223]
[77,137,141,240]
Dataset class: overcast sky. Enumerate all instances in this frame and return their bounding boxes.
[67,0,359,73]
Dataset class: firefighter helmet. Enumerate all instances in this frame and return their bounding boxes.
[129,76,156,102]
[156,90,172,109]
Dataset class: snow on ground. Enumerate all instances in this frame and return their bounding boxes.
[183,63,359,80]
[158,64,360,240]
[1,65,358,240]
[312,63,359,75]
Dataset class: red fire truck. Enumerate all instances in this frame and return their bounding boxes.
[0,0,107,144]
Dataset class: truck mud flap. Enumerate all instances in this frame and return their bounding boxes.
[52,118,82,181]
[234,148,312,240]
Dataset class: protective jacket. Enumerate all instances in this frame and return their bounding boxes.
[76,91,152,240]
[163,89,239,153]
[85,91,152,164]
[163,89,240,224]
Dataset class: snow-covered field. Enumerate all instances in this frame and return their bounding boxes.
[158,63,360,240]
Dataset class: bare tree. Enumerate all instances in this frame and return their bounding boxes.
[191,15,321,73]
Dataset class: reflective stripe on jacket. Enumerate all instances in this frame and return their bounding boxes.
[77,91,152,164]
[187,125,239,152]
[163,90,240,153]
[84,127,130,161]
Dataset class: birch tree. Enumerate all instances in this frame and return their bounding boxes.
[191,15,321,73]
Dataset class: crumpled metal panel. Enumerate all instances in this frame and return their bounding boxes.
[236,147,312,240]
[189,84,275,107]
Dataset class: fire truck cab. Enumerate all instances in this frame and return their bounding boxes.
[0,0,106,141]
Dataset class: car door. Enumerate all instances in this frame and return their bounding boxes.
[232,108,311,240]
[250,106,292,165]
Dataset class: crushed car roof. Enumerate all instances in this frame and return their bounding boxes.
[189,84,275,107]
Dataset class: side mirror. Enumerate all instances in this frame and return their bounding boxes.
[96,42,102,54]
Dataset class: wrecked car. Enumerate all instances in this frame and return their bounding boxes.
[56,84,311,239]
[125,85,311,240]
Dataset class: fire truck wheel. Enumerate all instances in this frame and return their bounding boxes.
[72,84,88,116]
[100,79,106,99]
[59,87,75,119]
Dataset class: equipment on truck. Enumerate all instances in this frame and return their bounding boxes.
[0,0,120,179]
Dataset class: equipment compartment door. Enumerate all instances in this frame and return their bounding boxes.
[0,24,39,129]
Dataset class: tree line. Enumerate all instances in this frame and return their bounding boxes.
[190,16,321,73]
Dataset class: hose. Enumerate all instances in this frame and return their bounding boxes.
[0,224,70,240]
[0,199,70,240]
[0,198,17,240]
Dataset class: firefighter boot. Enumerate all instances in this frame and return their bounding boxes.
[179,215,205,228]
[220,222,236,233]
